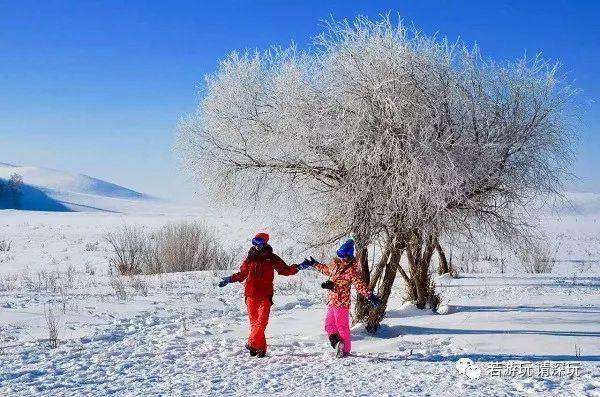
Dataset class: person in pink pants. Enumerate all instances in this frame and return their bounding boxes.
[324,305,353,353]
[311,239,381,357]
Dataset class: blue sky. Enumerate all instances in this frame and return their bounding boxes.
[1,0,599,202]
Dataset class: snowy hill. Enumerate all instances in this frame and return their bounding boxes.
[0,163,156,212]
[0,162,147,200]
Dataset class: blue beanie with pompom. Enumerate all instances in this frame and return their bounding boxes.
[336,239,355,259]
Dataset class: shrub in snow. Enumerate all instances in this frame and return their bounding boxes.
[84,242,100,252]
[159,278,176,292]
[0,239,11,252]
[426,280,443,313]
[403,279,446,314]
[0,274,18,291]
[65,263,76,287]
[143,221,237,274]
[84,262,96,276]
[44,306,60,349]
[519,244,556,274]
[105,225,146,275]
[129,276,149,297]
[36,270,62,293]
[109,275,128,301]
[106,222,236,275]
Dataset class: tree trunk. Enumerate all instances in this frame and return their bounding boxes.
[397,261,416,302]
[369,246,391,290]
[364,238,404,333]
[435,238,450,275]
[406,233,436,309]
[353,244,371,322]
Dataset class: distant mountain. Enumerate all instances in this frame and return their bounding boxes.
[0,163,156,212]
[547,191,600,216]
[0,163,148,200]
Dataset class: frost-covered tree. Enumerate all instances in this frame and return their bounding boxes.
[176,16,578,332]
[9,173,24,208]
[0,174,24,209]
[0,178,6,206]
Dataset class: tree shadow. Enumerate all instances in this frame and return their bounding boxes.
[351,352,600,363]
[379,324,600,338]
[385,309,433,319]
[353,306,600,341]
[457,305,600,315]
[440,282,600,288]
[444,275,600,288]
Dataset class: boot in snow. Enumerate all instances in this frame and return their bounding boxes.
[246,344,258,357]
[335,341,346,358]
[328,333,346,358]
[256,350,267,358]
[328,333,341,349]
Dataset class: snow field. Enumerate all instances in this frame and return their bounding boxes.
[0,210,598,396]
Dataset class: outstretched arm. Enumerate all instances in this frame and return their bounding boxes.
[230,260,250,283]
[272,255,299,276]
[313,261,331,277]
[349,267,371,298]
[349,266,382,307]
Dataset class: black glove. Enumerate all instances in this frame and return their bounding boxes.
[218,276,232,287]
[367,293,382,308]
[297,258,313,270]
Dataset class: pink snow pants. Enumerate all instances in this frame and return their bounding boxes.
[324,305,351,354]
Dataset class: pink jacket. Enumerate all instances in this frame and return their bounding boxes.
[314,257,371,308]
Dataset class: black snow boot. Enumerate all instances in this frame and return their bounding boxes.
[328,333,341,349]
[246,344,258,357]
[256,350,267,358]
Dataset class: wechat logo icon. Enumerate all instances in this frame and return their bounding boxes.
[455,358,482,379]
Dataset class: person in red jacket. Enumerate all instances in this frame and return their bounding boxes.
[218,232,308,357]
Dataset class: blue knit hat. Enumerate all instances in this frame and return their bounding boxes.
[336,239,355,259]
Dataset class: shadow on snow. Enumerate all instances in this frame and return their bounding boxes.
[352,352,600,363]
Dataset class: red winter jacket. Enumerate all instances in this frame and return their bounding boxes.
[230,245,298,300]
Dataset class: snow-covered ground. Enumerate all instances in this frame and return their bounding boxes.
[0,203,599,396]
